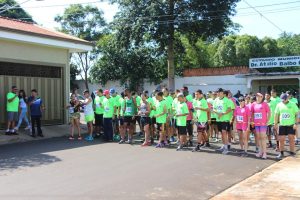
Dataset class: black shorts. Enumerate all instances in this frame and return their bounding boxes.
[178,126,187,135]
[141,117,150,127]
[210,118,217,125]
[95,114,103,126]
[124,116,134,125]
[119,117,124,126]
[279,126,295,136]
[267,125,274,136]
[217,122,231,132]
[135,116,141,126]
[196,122,207,133]
[157,123,166,132]
[151,117,156,125]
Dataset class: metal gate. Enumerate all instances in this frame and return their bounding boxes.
[0,61,64,128]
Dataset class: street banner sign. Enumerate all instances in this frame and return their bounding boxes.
[249,56,300,68]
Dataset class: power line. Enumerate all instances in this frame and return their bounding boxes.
[242,0,283,33]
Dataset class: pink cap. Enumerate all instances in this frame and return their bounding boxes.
[103,90,109,95]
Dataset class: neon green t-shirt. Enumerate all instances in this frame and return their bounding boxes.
[193,98,209,123]
[164,95,173,113]
[275,101,298,126]
[124,97,135,116]
[213,97,232,122]
[207,98,217,119]
[7,92,19,112]
[94,95,104,114]
[176,102,189,126]
[271,96,281,104]
[171,98,179,119]
[156,99,167,124]
[228,99,236,121]
[102,97,115,118]
[290,98,298,105]
[266,99,277,125]
[147,97,155,118]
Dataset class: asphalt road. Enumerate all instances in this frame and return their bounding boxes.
[0,137,277,200]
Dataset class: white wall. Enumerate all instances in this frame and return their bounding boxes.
[74,74,247,96]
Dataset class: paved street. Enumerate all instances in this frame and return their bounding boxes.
[0,136,278,200]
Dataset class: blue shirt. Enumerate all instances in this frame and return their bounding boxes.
[28,96,43,116]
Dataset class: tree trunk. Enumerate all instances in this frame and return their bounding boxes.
[167,0,175,91]
[84,53,89,91]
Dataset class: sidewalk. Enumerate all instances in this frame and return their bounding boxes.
[0,125,70,145]
[212,153,300,200]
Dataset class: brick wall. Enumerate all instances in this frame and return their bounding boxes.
[183,66,250,77]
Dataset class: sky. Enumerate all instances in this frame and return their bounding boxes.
[14,0,300,39]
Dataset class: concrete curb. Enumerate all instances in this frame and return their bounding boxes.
[211,152,300,200]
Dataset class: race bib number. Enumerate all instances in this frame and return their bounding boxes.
[281,113,291,120]
[126,107,132,113]
[237,115,243,122]
[69,107,74,114]
[254,113,262,120]
[216,105,223,112]
[105,107,110,112]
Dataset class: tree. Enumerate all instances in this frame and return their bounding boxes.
[213,35,237,66]
[0,0,34,22]
[110,0,239,90]
[277,33,300,56]
[90,34,166,91]
[55,4,106,90]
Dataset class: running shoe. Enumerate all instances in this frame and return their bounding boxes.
[78,136,82,140]
[241,152,248,157]
[276,153,284,160]
[256,152,263,158]
[14,127,19,131]
[176,145,183,151]
[188,140,193,147]
[192,145,200,152]
[69,136,75,140]
[141,141,151,147]
[222,149,229,155]
[150,137,154,144]
[127,139,133,144]
[85,136,94,141]
[5,129,11,135]
[205,142,211,147]
[24,126,31,131]
[118,139,125,144]
[290,152,296,157]
[155,143,164,148]
[217,146,225,151]
[262,153,267,159]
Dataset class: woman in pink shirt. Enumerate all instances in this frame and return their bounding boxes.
[251,93,270,159]
[234,97,251,156]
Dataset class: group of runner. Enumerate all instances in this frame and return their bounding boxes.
[68,87,299,160]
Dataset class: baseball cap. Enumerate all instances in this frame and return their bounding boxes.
[103,90,109,95]
[177,93,184,98]
[280,93,288,101]
[181,86,188,91]
[109,88,116,95]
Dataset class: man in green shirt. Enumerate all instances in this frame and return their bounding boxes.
[102,90,116,142]
[265,92,277,148]
[110,88,121,136]
[271,89,281,104]
[94,89,104,137]
[154,91,167,148]
[192,90,210,152]
[207,91,218,139]
[120,88,137,144]
[175,93,189,151]
[213,88,232,155]
[274,93,299,159]
[162,88,173,142]
[6,86,20,135]
[181,86,193,102]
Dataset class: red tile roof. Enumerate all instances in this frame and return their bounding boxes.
[0,16,91,45]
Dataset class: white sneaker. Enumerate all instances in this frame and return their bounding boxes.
[14,127,19,131]
[24,126,31,130]
[222,149,229,155]
[217,146,225,151]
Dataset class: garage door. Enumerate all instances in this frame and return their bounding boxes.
[0,61,64,128]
